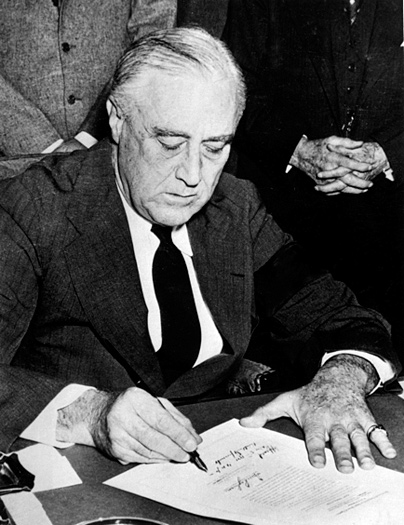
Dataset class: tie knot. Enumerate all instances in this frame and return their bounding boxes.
[152,224,173,244]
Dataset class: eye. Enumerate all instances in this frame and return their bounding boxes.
[158,138,185,152]
[203,142,228,159]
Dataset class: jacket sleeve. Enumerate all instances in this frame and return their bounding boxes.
[0,73,61,156]
[0,177,68,450]
[250,203,401,383]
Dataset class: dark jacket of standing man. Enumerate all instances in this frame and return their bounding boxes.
[224,0,404,361]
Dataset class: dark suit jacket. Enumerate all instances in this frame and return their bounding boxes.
[0,140,398,450]
[225,0,403,177]
[224,0,404,356]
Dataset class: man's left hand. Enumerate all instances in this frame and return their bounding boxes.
[327,141,388,180]
[314,142,389,195]
[240,355,397,473]
[315,168,373,195]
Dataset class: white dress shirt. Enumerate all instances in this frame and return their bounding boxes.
[118,183,223,366]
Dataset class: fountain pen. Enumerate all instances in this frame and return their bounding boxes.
[154,395,208,472]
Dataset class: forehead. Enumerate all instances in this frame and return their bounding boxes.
[132,70,238,136]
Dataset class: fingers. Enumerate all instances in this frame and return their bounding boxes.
[240,391,298,428]
[330,422,397,473]
[317,167,372,182]
[105,388,201,464]
[315,174,373,194]
[305,423,373,474]
[109,430,170,465]
[109,413,190,463]
[366,425,397,460]
[326,136,364,149]
[329,424,360,473]
[303,424,327,469]
[316,166,352,180]
[305,420,396,474]
[315,182,368,195]
[157,396,202,445]
[349,425,375,471]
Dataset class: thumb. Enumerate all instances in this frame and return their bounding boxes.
[240,391,298,428]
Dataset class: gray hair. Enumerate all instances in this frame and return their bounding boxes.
[109,26,246,122]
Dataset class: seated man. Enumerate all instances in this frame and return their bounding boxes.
[0,28,400,474]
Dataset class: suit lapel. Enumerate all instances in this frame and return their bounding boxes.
[64,146,166,395]
[166,179,253,398]
[187,188,252,357]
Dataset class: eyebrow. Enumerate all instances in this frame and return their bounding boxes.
[151,126,234,144]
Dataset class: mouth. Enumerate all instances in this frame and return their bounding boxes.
[165,193,197,203]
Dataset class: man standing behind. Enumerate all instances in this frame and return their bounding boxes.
[0,0,176,156]
[224,0,404,362]
[0,28,400,473]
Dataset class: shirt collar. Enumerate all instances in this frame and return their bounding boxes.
[115,179,193,257]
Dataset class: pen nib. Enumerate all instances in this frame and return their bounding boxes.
[190,451,208,472]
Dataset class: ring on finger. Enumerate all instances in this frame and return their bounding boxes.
[366,423,388,440]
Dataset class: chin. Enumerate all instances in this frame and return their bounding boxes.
[150,202,204,227]
[151,210,193,227]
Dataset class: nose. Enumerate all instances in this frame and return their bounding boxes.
[175,146,202,187]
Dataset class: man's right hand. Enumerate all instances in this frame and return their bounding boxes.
[56,387,202,465]
[290,135,375,186]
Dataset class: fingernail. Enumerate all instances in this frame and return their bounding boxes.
[184,439,196,452]
[360,458,375,470]
[385,447,397,459]
[312,455,325,468]
[338,460,354,474]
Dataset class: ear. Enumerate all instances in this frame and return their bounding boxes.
[107,98,124,143]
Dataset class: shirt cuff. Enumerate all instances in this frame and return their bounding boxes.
[75,131,98,149]
[321,350,395,395]
[41,139,64,154]
[384,166,394,181]
[20,384,94,448]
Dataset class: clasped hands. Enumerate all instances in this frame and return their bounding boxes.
[56,355,396,473]
[291,135,389,195]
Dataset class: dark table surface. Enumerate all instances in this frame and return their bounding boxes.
[31,391,404,525]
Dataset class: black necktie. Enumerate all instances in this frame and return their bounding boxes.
[152,224,201,385]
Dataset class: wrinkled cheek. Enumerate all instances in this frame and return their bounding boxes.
[207,170,223,195]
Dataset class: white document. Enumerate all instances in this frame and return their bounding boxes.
[105,419,404,525]
[15,443,82,492]
[2,492,53,525]
[2,445,82,525]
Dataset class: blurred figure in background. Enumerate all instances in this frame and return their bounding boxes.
[176,0,229,38]
[224,0,404,366]
[0,0,176,156]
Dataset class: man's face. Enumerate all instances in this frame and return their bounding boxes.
[112,70,238,227]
